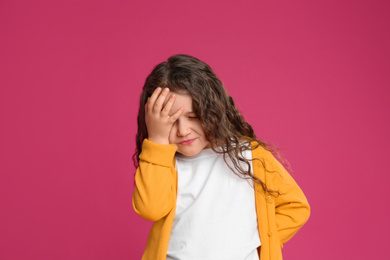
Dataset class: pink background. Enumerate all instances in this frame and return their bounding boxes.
[1,0,389,259]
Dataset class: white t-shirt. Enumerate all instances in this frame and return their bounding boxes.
[166,147,260,260]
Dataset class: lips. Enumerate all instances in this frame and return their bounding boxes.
[180,138,196,145]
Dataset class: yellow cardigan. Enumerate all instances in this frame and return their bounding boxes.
[132,139,310,260]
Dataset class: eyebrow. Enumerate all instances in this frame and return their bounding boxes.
[183,111,196,115]
[168,110,196,117]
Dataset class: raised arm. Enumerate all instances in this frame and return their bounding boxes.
[132,139,177,221]
[132,87,183,221]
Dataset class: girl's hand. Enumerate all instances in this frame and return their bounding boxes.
[145,87,183,145]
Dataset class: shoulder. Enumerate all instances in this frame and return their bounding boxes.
[249,141,291,185]
[250,141,275,163]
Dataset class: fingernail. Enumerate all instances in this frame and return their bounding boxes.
[164,88,169,92]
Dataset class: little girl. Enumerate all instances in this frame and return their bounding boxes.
[132,54,310,260]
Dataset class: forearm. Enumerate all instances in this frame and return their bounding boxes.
[132,139,177,221]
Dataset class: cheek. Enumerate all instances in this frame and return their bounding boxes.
[194,122,206,136]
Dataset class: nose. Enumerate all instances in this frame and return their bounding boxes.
[176,120,191,137]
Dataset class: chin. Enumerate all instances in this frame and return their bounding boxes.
[177,151,196,157]
[177,148,201,157]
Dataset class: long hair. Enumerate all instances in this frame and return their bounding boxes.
[133,54,290,196]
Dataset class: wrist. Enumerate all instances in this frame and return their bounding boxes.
[140,139,177,167]
[147,137,170,145]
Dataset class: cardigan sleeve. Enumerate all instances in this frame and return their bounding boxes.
[132,139,177,221]
[264,150,311,247]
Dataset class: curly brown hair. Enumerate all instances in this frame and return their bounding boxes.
[133,54,291,196]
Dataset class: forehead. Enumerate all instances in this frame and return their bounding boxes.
[166,92,194,113]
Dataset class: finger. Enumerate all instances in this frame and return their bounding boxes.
[168,107,184,122]
[153,87,170,113]
[161,94,176,116]
[147,87,162,111]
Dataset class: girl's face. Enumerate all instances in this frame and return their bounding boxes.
[167,93,210,156]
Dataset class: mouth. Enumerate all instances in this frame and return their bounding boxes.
[180,138,196,145]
